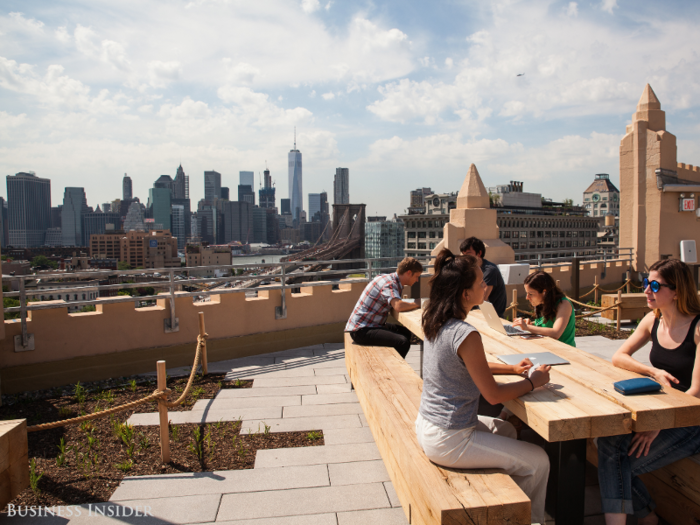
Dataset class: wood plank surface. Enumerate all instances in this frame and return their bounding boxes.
[394,309,632,441]
[345,334,531,524]
[394,308,700,434]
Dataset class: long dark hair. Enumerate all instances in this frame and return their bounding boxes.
[649,259,700,318]
[422,249,480,341]
[524,270,565,322]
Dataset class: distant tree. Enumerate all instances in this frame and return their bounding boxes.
[3,297,19,320]
[117,290,133,296]
[563,198,574,207]
[31,255,58,270]
[79,305,96,312]
[117,261,132,271]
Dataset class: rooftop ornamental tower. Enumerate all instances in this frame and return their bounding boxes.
[288,129,303,225]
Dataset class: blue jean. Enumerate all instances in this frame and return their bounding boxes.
[597,426,700,517]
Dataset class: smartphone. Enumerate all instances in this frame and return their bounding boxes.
[520,334,544,340]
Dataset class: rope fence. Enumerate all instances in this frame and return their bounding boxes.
[26,312,210,464]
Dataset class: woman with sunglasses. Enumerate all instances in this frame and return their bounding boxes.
[416,249,551,524]
[597,259,700,525]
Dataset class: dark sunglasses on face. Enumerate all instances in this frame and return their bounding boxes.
[643,278,676,293]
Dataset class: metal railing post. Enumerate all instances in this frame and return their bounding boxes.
[537,253,542,269]
[366,259,373,281]
[164,269,179,333]
[15,277,34,351]
[275,263,287,319]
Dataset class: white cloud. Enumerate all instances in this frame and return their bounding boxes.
[74,24,99,57]
[321,92,335,100]
[301,0,321,13]
[148,60,182,88]
[217,85,313,128]
[101,40,132,73]
[600,0,617,14]
[445,57,453,69]
[566,2,578,17]
[309,90,316,98]
[158,97,211,120]
[223,60,261,84]
[8,12,44,32]
[367,79,462,124]
[55,26,70,43]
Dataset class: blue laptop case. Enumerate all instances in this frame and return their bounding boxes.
[613,378,661,395]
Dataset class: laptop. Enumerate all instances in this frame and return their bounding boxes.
[497,352,570,367]
[479,301,529,337]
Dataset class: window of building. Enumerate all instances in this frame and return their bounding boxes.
[429,242,435,249]
[537,241,543,248]
[418,243,426,250]
[520,231,528,238]
[545,241,551,248]
[529,242,536,249]
[437,231,443,238]
[572,241,578,247]
[560,231,566,237]
[418,232,427,239]
[552,241,558,248]
[503,231,511,238]
[408,242,416,249]
[566,241,572,247]
[407,232,416,238]
[545,231,551,238]
[537,231,543,238]
[429,231,436,238]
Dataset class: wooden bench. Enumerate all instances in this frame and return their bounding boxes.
[344,333,531,524]
[601,293,650,322]
[587,439,700,525]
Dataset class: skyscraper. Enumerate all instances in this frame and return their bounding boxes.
[204,170,222,202]
[334,168,349,205]
[288,131,303,224]
[239,171,254,189]
[154,175,175,194]
[123,173,132,201]
[7,172,51,247]
[308,193,322,222]
[223,201,252,243]
[171,204,186,250]
[149,187,172,232]
[123,202,146,231]
[173,164,189,200]
[259,167,276,209]
[281,198,291,215]
[83,208,121,246]
[62,187,89,246]
[238,185,255,205]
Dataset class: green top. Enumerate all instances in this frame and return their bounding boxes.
[532,297,576,347]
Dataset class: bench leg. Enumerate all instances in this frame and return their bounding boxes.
[419,340,424,379]
[544,438,586,525]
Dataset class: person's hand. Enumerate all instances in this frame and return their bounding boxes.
[628,429,661,458]
[512,317,531,331]
[529,365,551,388]
[513,358,533,376]
[650,368,679,388]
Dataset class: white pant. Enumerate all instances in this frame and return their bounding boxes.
[415,413,549,524]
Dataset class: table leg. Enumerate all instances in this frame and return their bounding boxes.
[544,438,586,525]
[419,341,424,379]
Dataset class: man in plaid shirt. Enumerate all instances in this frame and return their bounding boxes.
[345,258,423,358]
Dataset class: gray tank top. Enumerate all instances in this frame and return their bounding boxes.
[419,318,480,430]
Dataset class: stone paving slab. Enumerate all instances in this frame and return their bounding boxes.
[268,345,323,357]
[273,356,345,367]
[283,403,363,418]
[128,407,282,426]
[337,508,408,525]
[215,386,317,398]
[255,443,381,468]
[214,514,336,525]
[239,414,362,433]
[191,396,301,411]
[110,465,329,501]
[329,459,391,486]
[301,393,358,405]
[322,427,375,445]
[315,384,352,394]
[5,494,222,525]
[384,481,401,507]
[313,368,349,376]
[359,413,369,427]
[216,483,391,521]
[252,375,347,388]
[226,368,315,380]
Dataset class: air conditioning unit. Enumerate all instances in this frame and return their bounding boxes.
[497,263,530,285]
[681,240,697,264]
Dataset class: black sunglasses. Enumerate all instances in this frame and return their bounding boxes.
[643,278,676,293]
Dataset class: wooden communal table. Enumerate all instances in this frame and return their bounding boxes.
[392,308,700,525]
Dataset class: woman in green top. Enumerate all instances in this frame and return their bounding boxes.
[512,271,576,347]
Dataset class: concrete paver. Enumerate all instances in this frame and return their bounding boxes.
[337,508,408,525]
[111,465,329,501]
[322,427,375,445]
[216,484,391,521]
[255,443,381,468]
[239,414,362,433]
[215,515,337,525]
[128,407,281,426]
[329,459,391,486]
[251,375,347,388]
[214,386,316,398]
[283,403,363,418]
[191,396,302,411]
[313,367,349,376]
[225,367,315,379]
[315,384,352,394]
[301,393,358,405]
[384,481,402,507]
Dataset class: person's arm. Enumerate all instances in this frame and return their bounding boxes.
[489,358,533,376]
[681,323,700,398]
[390,297,420,312]
[458,332,550,405]
[516,300,571,339]
[611,312,679,387]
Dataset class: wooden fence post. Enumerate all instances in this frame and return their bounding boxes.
[594,276,599,305]
[198,312,208,376]
[626,270,631,294]
[510,288,518,321]
[616,290,622,332]
[156,360,170,464]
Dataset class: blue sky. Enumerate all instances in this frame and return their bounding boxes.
[1,0,700,217]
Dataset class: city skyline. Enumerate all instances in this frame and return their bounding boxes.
[1,1,700,216]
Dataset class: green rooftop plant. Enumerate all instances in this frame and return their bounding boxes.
[56,437,67,467]
[74,381,87,405]
[115,460,133,472]
[29,458,43,495]
[307,431,322,441]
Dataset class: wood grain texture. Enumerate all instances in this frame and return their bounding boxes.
[345,333,531,524]
[0,420,28,509]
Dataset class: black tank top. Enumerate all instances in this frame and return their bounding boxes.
[650,315,700,392]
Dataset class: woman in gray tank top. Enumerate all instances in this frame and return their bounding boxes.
[415,249,551,523]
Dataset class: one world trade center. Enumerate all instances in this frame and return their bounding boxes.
[288,130,303,226]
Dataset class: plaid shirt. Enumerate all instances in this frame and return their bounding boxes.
[345,272,403,332]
